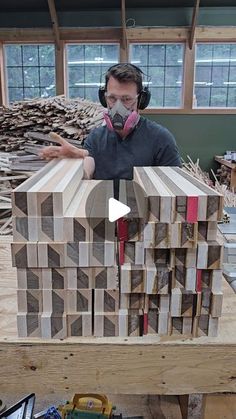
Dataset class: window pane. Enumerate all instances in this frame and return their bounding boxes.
[228,88,236,106]
[211,87,227,107]
[7,67,23,87]
[195,66,212,85]
[8,87,24,102]
[166,44,183,66]
[149,87,164,107]
[69,87,85,99]
[195,43,236,108]
[165,66,182,87]
[164,87,182,107]
[5,45,22,66]
[130,43,184,108]
[130,45,148,66]
[5,44,55,103]
[39,45,55,66]
[23,45,39,66]
[67,43,119,99]
[40,86,56,98]
[212,66,229,87]
[40,67,55,86]
[23,67,39,87]
[195,87,211,107]
[148,45,165,66]
[24,87,40,99]
[148,67,164,87]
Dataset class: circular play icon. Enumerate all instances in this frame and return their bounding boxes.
[84,179,148,242]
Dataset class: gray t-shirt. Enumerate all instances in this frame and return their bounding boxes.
[83,116,181,181]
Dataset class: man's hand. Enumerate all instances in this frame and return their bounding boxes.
[39,132,88,160]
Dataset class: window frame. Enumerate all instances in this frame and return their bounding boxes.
[65,42,120,101]
[0,27,236,113]
[3,42,56,103]
[129,42,185,110]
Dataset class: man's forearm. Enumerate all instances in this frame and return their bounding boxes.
[83,156,95,179]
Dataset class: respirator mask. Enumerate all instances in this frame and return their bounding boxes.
[104,98,140,136]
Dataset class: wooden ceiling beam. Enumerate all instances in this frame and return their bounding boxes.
[47,0,61,50]
[189,0,200,49]
[121,0,128,62]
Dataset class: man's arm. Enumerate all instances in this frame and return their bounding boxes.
[83,156,95,179]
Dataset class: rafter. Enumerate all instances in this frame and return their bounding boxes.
[47,0,60,50]
[121,0,128,62]
[189,0,200,49]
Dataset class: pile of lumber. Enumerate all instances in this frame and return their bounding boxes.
[11,162,224,339]
[0,95,104,154]
[0,95,103,173]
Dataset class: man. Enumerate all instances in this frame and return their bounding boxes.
[40,63,181,181]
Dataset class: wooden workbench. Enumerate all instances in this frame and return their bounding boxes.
[0,236,236,397]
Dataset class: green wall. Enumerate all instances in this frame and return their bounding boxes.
[146,114,236,172]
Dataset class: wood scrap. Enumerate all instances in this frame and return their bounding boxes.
[182,155,236,208]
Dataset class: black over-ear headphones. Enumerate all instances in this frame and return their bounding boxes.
[98,63,151,110]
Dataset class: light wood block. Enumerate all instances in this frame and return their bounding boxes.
[123,241,145,264]
[120,293,145,310]
[133,167,175,223]
[118,309,129,337]
[17,289,42,313]
[11,242,38,268]
[42,268,67,289]
[12,159,58,217]
[67,313,92,337]
[17,268,42,289]
[17,312,41,337]
[146,264,171,294]
[158,312,169,335]
[94,289,119,313]
[119,179,148,221]
[67,267,93,289]
[93,267,118,290]
[120,264,146,293]
[174,248,197,268]
[174,167,223,221]
[67,289,92,313]
[12,159,84,218]
[42,289,66,313]
[128,309,142,336]
[147,309,159,334]
[211,292,223,317]
[94,313,119,337]
[198,221,218,241]
[41,312,67,339]
[145,248,171,266]
[38,242,65,268]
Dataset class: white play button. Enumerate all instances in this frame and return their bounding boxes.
[108,198,131,222]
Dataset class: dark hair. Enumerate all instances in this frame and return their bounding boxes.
[105,63,143,93]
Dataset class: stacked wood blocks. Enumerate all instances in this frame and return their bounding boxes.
[12,163,224,338]
[118,167,224,337]
[12,158,118,338]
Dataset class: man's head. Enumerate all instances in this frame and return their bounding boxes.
[99,63,150,111]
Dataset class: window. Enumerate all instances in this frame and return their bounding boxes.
[66,44,119,101]
[194,43,236,108]
[4,44,56,103]
[129,43,184,108]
